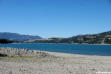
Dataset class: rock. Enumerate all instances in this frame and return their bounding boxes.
[0,47,49,57]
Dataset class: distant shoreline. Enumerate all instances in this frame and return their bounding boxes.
[2,42,111,45]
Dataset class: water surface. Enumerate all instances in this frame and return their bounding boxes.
[0,43,111,56]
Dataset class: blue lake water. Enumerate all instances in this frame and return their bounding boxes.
[0,43,111,56]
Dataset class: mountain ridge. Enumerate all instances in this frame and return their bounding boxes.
[0,32,42,41]
[27,30,111,44]
[0,31,111,44]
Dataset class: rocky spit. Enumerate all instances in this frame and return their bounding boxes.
[0,47,49,57]
[0,47,111,74]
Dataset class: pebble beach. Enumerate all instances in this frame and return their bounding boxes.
[0,47,111,74]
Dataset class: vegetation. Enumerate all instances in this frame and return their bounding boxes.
[0,39,13,44]
[32,31,111,44]
[1,31,111,44]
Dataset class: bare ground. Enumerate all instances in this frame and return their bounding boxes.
[0,48,111,74]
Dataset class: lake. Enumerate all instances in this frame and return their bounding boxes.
[0,43,111,56]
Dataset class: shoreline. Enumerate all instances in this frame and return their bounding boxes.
[0,46,111,56]
[1,42,111,46]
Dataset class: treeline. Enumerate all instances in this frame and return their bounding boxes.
[0,39,13,44]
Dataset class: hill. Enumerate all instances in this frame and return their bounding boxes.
[0,32,42,42]
[68,31,111,44]
[30,31,111,44]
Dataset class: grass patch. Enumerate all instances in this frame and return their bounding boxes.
[0,56,39,62]
[8,56,37,58]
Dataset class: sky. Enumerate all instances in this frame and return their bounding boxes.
[0,0,111,38]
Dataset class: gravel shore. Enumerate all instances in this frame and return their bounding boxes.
[0,47,111,74]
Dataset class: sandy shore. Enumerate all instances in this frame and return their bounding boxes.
[0,48,111,74]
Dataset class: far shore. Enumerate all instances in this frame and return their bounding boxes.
[1,42,111,45]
